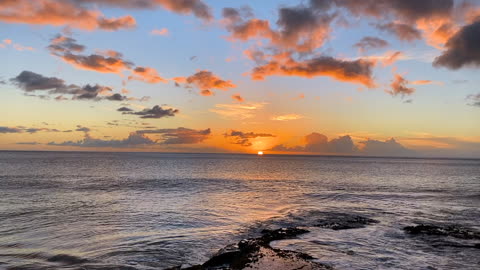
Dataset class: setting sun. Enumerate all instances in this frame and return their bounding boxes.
[257,151,264,156]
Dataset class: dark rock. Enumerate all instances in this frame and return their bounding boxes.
[404,224,480,240]
[47,254,88,265]
[75,266,138,270]
[314,214,378,230]
[175,227,332,270]
[259,227,310,245]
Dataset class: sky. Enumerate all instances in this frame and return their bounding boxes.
[1,0,479,157]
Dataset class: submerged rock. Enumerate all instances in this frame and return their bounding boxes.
[172,227,332,270]
[314,214,379,230]
[47,254,88,265]
[404,224,480,240]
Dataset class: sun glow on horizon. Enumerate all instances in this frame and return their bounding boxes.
[257,151,264,156]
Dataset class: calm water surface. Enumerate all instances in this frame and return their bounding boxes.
[0,151,479,269]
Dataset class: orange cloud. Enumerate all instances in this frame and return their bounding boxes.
[200,89,214,96]
[0,0,136,31]
[151,0,212,20]
[128,66,168,84]
[150,28,169,36]
[383,51,404,66]
[411,80,443,85]
[251,53,376,88]
[61,52,132,73]
[48,35,169,85]
[75,0,213,20]
[387,74,415,97]
[232,94,244,102]
[416,18,458,49]
[174,70,236,95]
[13,44,34,51]
[1,38,34,51]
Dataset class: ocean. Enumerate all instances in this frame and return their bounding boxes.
[0,151,479,269]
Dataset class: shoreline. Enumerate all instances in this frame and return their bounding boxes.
[164,214,480,270]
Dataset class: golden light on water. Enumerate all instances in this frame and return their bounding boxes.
[257,151,264,156]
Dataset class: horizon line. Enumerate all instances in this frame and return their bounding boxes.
[1,149,479,161]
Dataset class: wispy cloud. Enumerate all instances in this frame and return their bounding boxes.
[150,28,169,36]
[271,114,304,121]
[210,102,268,120]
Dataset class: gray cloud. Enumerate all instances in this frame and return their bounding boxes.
[310,0,454,22]
[12,70,69,92]
[105,93,127,101]
[75,125,91,133]
[271,132,414,157]
[466,93,480,107]
[48,132,156,148]
[16,142,40,145]
[376,23,422,42]
[48,35,86,53]
[353,36,389,52]
[137,127,211,144]
[224,130,275,147]
[0,126,61,134]
[0,127,23,133]
[359,138,414,156]
[48,127,211,147]
[222,2,335,53]
[123,105,179,119]
[117,106,133,112]
[433,20,480,69]
[271,132,357,154]
[11,70,127,101]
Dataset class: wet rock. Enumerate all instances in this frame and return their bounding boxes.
[404,224,480,240]
[259,227,310,245]
[314,214,378,230]
[75,266,138,270]
[431,242,480,249]
[47,254,88,265]
[176,227,332,270]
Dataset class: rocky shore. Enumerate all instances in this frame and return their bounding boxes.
[166,213,380,270]
[166,227,332,270]
[165,214,480,270]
